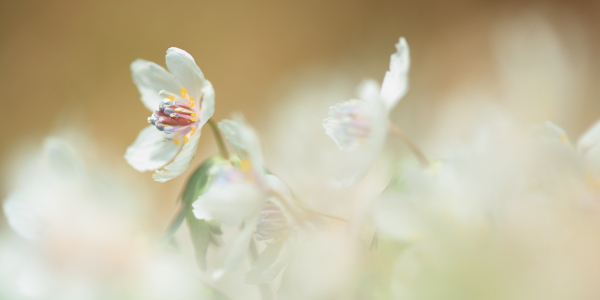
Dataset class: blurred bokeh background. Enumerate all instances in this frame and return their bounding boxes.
[1,0,599,228]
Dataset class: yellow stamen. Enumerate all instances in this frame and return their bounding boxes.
[240,159,253,172]
[189,101,195,108]
[180,88,188,98]
[189,96,194,101]
[191,113,196,117]
[184,136,189,144]
[190,118,196,122]
[191,126,196,132]
[173,139,180,145]
[167,95,175,101]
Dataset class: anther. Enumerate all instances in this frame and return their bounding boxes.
[174,107,195,114]
[163,126,174,134]
[156,124,165,131]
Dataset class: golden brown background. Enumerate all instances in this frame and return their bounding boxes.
[1,0,599,227]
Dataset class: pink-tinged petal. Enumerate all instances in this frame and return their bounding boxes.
[125,126,182,172]
[130,59,183,112]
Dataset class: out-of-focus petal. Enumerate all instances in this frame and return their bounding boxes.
[218,114,265,180]
[165,48,206,100]
[152,128,201,182]
[125,126,182,172]
[380,37,410,110]
[213,218,259,280]
[357,79,381,102]
[130,59,183,112]
[577,120,600,155]
[246,232,296,284]
[192,182,264,226]
[531,121,571,146]
[3,193,40,241]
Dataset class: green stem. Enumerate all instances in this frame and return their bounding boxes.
[208,119,229,159]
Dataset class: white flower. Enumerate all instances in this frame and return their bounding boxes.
[192,114,295,281]
[323,37,410,152]
[125,47,215,182]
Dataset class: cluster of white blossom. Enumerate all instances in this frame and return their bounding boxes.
[3,32,600,300]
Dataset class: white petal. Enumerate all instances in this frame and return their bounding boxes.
[3,192,41,241]
[380,37,410,110]
[246,232,296,284]
[530,121,571,146]
[357,79,381,102]
[199,80,215,126]
[577,119,600,155]
[323,98,386,152]
[125,126,181,172]
[218,119,246,158]
[218,114,265,180]
[130,59,183,112]
[213,218,258,280]
[152,129,201,182]
[165,48,206,100]
[192,182,265,226]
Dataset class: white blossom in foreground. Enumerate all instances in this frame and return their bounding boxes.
[2,134,214,299]
[323,37,409,152]
[192,114,295,281]
[125,47,215,182]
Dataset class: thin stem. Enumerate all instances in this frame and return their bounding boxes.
[249,239,275,300]
[388,123,430,168]
[208,119,229,160]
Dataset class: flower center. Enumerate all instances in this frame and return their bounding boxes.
[147,88,199,145]
[324,100,372,150]
[255,202,289,244]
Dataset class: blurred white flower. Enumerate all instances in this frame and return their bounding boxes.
[125,47,215,182]
[2,133,215,299]
[323,37,409,152]
[191,114,296,281]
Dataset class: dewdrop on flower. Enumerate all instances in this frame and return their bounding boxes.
[125,47,215,182]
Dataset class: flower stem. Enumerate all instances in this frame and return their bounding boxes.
[388,123,430,168]
[249,239,275,300]
[208,119,229,160]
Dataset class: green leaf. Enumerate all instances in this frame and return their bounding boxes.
[162,155,229,271]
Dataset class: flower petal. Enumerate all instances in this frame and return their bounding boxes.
[213,218,259,280]
[218,114,265,181]
[3,192,41,241]
[199,80,215,126]
[192,182,265,226]
[380,37,410,110]
[130,59,183,112]
[125,126,182,172]
[165,48,206,100]
[152,129,201,182]
[245,232,296,284]
[577,119,600,155]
